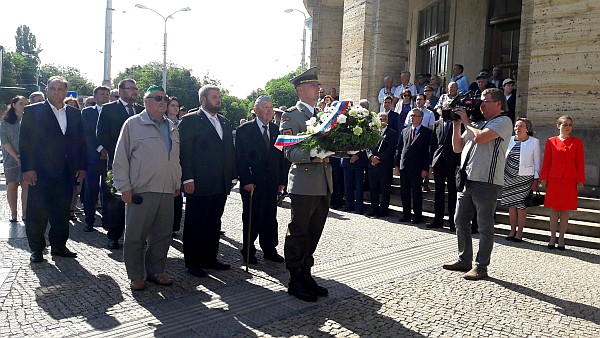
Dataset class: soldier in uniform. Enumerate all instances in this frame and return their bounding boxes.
[280,67,333,302]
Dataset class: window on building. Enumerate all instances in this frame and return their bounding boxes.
[418,0,451,84]
[489,0,522,81]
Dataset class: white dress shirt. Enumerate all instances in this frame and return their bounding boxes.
[50,103,67,135]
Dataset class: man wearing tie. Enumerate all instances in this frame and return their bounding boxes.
[81,86,111,232]
[367,113,398,217]
[96,79,144,249]
[235,95,288,265]
[179,85,237,277]
[427,116,461,232]
[395,108,432,224]
[20,76,87,263]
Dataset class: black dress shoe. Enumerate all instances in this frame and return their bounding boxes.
[264,252,285,263]
[366,211,377,217]
[426,222,443,229]
[355,208,364,215]
[30,251,45,263]
[304,274,328,297]
[411,218,423,224]
[242,254,258,265]
[506,235,515,241]
[107,240,120,249]
[51,249,77,258]
[84,224,94,232]
[187,267,208,277]
[288,279,317,302]
[376,210,389,218]
[449,226,456,233]
[399,217,411,222]
[203,260,231,270]
[557,245,566,251]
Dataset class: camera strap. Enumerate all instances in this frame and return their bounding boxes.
[460,117,496,170]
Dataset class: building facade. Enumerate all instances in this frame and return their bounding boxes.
[304,0,600,190]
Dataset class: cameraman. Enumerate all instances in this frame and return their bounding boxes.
[442,88,512,280]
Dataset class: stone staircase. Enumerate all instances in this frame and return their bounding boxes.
[367,177,600,249]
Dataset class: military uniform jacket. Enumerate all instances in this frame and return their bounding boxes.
[280,102,332,196]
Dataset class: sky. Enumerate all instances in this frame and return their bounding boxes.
[0,0,311,98]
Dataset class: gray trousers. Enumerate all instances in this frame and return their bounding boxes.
[123,192,174,280]
[454,180,502,271]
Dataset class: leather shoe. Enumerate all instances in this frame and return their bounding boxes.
[146,272,173,286]
[463,267,488,280]
[264,252,285,263]
[442,261,471,271]
[84,224,94,232]
[426,222,443,229]
[288,278,317,302]
[187,267,208,277]
[107,240,120,249]
[203,260,231,270]
[411,218,423,224]
[304,274,328,297]
[399,217,411,222]
[30,251,45,263]
[51,249,77,258]
[366,211,377,217]
[130,279,146,291]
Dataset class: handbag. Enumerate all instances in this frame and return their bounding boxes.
[524,190,545,207]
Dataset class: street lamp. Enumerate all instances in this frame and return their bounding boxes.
[135,4,191,91]
[284,8,310,72]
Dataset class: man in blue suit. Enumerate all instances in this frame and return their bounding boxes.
[81,86,111,232]
[367,113,398,217]
[96,79,144,249]
[394,108,432,224]
[20,76,87,263]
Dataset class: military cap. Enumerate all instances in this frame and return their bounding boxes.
[289,67,321,87]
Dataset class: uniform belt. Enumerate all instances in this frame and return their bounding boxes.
[293,157,329,165]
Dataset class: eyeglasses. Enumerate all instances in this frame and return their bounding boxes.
[424,89,432,92]
[482,99,498,104]
[410,115,423,118]
[123,87,139,91]
[402,95,411,98]
[147,95,169,102]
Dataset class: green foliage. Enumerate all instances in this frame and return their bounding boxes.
[40,64,95,96]
[221,94,252,129]
[245,88,267,102]
[15,25,42,56]
[113,62,200,109]
[264,68,302,108]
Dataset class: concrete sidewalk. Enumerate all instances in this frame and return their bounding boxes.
[0,183,599,337]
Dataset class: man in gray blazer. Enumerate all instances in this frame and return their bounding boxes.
[280,67,333,303]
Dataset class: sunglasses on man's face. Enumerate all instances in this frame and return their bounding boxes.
[147,95,169,102]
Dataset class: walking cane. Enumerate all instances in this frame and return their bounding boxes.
[245,189,253,273]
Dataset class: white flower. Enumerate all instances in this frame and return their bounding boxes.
[348,109,358,117]
[307,117,317,126]
[320,113,331,123]
[337,114,347,124]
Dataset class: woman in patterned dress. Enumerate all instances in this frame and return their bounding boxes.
[539,115,585,250]
[500,118,541,242]
[1,96,29,222]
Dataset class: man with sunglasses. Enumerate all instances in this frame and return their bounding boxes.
[97,79,144,250]
[112,85,181,291]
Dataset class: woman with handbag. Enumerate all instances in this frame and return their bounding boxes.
[539,115,585,250]
[500,118,541,242]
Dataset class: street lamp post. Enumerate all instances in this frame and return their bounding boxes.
[284,8,309,72]
[135,4,191,91]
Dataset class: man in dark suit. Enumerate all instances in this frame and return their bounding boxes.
[395,108,432,224]
[235,95,288,265]
[81,86,111,232]
[503,79,517,125]
[367,112,398,217]
[427,117,461,231]
[179,85,237,277]
[96,79,143,249]
[20,76,87,263]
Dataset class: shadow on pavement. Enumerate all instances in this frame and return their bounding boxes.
[489,277,600,326]
[32,257,123,330]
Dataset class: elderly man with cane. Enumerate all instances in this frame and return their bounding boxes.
[235,95,287,267]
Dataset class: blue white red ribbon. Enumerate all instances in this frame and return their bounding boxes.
[275,101,351,150]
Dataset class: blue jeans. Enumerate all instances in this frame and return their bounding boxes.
[454,180,502,270]
[343,167,365,211]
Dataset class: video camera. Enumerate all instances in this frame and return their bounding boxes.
[441,90,484,123]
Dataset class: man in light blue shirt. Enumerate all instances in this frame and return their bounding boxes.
[450,64,469,94]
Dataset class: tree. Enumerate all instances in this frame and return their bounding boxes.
[114,62,200,109]
[15,25,42,56]
[264,68,302,108]
[40,64,95,96]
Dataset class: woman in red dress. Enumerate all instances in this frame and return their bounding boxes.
[539,115,585,250]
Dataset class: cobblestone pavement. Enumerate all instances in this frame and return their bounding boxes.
[0,180,599,337]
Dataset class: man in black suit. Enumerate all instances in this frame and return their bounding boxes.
[367,113,398,217]
[395,108,432,224]
[81,86,111,232]
[503,79,517,125]
[179,85,237,277]
[20,76,87,263]
[96,79,143,249]
[235,95,288,265]
[427,116,461,231]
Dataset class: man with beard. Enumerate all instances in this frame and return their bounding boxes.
[96,79,144,249]
[179,85,236,277]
